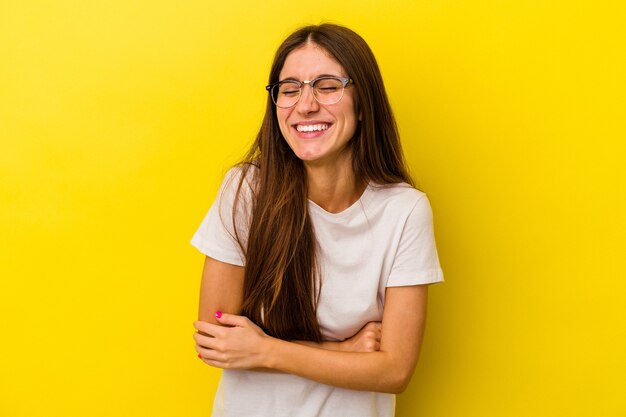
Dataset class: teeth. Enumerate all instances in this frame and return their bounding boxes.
[296,123,329,132]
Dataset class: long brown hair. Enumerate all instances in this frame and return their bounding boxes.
[232,24,413,341]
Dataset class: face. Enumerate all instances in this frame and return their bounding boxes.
[276,42,358,167]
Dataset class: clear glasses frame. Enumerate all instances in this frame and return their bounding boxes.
[266,76,354,108]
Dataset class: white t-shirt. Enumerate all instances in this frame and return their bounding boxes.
[191,168,444,417]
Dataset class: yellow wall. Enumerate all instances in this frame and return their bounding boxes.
[1,1,624,416]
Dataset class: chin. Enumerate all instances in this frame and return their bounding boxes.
[291,144,326,162]
[296,153,324,163]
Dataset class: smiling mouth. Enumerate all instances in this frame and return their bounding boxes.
[295,123,331,133]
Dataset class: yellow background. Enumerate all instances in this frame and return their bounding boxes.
[1,1,624,416]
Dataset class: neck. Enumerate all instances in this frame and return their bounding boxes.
[304,151,366,213]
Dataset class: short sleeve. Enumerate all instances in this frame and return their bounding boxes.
[190,168,252,266]
[386,195,444,286]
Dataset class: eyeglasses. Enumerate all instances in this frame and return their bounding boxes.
[266,76,354,108]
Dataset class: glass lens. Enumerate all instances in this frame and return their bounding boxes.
[313,78,344,104]
[274,81,301,108]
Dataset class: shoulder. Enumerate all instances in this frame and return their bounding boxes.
[363,182,434,226]
[366,182,427,209]
[218,163,259,200]
[212,164,259,221]
[222,163,258,189]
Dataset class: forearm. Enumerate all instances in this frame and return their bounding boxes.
[263,338,412,393]
[249,340,341,373]
[249,340,343,373]
[293,340,344,351]
[195,287,427,393]
[294,322,382,352]
[261,287,428,393]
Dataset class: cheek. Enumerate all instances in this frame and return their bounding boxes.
[276,111,291,136]
[342,109,358,136]
[342,97,359,130]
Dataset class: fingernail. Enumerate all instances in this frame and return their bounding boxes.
[197,354,202,359]
[215,311,222,319]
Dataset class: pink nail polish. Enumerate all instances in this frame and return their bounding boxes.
[215,311,222,319]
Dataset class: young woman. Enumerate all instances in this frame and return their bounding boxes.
[191,24,443,417]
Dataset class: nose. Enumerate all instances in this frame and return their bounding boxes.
[295,84,320,114]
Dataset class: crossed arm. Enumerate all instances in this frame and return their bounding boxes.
[193,256,429,394]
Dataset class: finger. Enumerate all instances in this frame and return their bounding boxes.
[197,353,223,369]
[364,329,381,341]
[364,340,380,352]
[368,322,382,336]
[194,332,220,350]
[195,342,228,360]
[194,320,227,337]
[197,353,226,370]
[363,321,382,333]
[203,359,227,369]
[215,312,249,328]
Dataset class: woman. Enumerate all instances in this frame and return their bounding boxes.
[191,24,443,417]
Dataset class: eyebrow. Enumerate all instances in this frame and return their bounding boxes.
[279,73,345,82]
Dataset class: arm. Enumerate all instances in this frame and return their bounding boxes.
[194,284,428,394]
[197,256,244,324]
[195,256,381,352]
[295,321,382,353]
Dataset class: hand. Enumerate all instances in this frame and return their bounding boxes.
[340,322,382,352]
[194,313,271,369]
